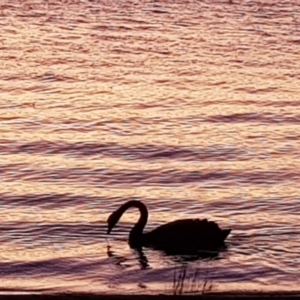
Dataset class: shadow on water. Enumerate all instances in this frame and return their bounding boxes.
[0,192,243,210]
[206,112,300,125]
[106,244,225,270]
[0,258,107,278]
[171,264,214,295]
[1,163,298,187]
[0,139,247,161]
[107,245,150,270]
[1,192,300,216]
[110,246,218,294]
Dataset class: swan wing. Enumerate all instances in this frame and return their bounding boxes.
[144,218,230,250]
[149,218,222,234]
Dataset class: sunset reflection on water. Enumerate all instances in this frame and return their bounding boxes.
[1,0,300,294]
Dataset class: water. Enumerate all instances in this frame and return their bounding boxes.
[0,0,300,294]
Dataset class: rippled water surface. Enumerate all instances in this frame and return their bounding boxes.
[1,0,300,294]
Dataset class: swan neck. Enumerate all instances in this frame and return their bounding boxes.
[131,201,148,234]
[119,201,148,247]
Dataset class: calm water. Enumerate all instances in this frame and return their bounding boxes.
[1,0,300,294]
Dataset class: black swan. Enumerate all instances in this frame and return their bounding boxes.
[107,200,231,253]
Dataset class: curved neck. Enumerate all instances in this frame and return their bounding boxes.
[120,200,148,246]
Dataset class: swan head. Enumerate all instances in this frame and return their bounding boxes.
[107,209,123,234]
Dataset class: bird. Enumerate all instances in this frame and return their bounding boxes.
[107,200,231,254]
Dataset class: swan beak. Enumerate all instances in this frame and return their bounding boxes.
[107,227,112,234]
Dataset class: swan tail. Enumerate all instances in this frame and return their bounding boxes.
[221,229,231,241]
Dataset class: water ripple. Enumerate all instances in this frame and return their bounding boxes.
[0,140,247,161]
[0,163,298,186]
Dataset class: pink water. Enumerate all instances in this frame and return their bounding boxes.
[0,0,300,294]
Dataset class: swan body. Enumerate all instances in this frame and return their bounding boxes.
[107,200,231,253]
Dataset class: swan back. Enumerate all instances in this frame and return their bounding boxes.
[144,218,230,250]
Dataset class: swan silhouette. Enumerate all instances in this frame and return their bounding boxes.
[107,200,231,253]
